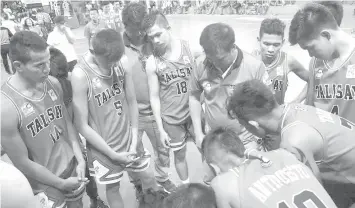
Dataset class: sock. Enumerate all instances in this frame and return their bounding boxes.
[181,178,190,184]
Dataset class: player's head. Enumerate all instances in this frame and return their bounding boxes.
[318,1,343,26]
[89,8,99,23]
[289,3,339,60]
[53,15,66,28]
[49,47,68,78]
[91,29,125,67]
[0,161,40,208]
[142,11,171,55]
[202,128,246,175]
[226,79,280,137]
[122,2,147,42]
[10,31,50,83]
[161,183,217,208]
[199,23,236,70]
[258,18,285,60]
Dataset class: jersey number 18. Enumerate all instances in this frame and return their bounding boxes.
[176,81,187,94]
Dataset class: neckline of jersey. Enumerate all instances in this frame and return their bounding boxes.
[6,77,47,102]
[83,53,114,79]
[322,46,355,71]
[265,51,282,71]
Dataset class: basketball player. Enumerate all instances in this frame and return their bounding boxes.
[189,23,271,149]
[291,1,345,103]
[84,8,109,50]
[142,11,196,184]
[161,183,217,208]
[71,29,165,208]
[1,31,87,208]
[202,128,337,208]
[252,18,309,104]
[0,161,40,208]
[226,79,355,207]
[289,3,355,124]
[122,3,176,192]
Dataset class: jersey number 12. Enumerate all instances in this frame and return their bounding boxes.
[278,190,326,208]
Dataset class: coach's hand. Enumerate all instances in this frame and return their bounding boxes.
[59,177,83,192]
[160,130,171,149]
[112,152,140,165]
[76,161,86,182]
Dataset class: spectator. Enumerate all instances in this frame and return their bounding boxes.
[1,18,13,74]
[84,8,108,50]
[1,12,18,34]
[47,16,77,72]
[23,18,43,38]
[36,8,53,33]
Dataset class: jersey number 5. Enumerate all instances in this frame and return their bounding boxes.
[114,100,122,115]
[278,190,326,208]
[176,81,187,94]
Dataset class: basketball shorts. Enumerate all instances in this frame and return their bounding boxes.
[33,159,85,208]
[87,145,151,185]
[162,118,195,152]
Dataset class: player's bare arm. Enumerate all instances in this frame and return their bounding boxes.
[189,56,205,147]
[211,175,236,208]
[121,56,139,152]
[1,94,81,192]
[145,55,170,148]
[71,67,125,161]
[48,76,86,181]
[288,55,309,82]
[290,84,308,103]
[281,123,323,181]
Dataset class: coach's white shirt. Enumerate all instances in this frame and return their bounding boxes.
[47,27,78,62]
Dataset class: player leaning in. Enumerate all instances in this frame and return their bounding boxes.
[292,1,345,103]
[202,128,337,208]
[289,3,355,123]
[121,3,176,193]
[227,79,355,208]
[1,31,87,208]
[71,29,165,208]
[142,11,197,184]
[189,23,272,150]
[252,18,309,104]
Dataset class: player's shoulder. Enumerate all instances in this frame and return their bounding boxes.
[1,92,20,127]
[242,49,264,72]
[211,172,239,193]
[145,55,157,73]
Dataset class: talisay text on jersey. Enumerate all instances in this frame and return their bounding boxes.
[94,82,123,107]
[315,84,355,100]
[161,67,192,84]
[26,105,63,138]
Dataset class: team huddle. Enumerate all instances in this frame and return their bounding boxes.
[1,1,355,208]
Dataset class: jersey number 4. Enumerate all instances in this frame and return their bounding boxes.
[176,81,187,94]
[278,190,326,208]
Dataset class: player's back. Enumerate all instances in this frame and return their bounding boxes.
[76,55,131,153]
[234,149,336,208]
[252,50,288,104]
[306,47,355,123]
[281,103,355,184]
[155,39,194,125]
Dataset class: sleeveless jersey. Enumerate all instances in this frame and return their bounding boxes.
[78,57,131,152]
[253,50,288,104]
[232,149,336,208]
[155,40,195,124]
[1,78,75,179]
[305,48,355,123]
[281,103,355,184]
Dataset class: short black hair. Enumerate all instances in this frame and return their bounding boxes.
[92,29,125,62]
[141,10,170,31]
[49,47,68,78]
[9,31,48,64]
[162,183,217,208]
[226,79,277,121]
[259,18,286,38]
[318,1,343,26]
[53,15,65,24]
[202,128,245,164]
[289,3,338,46]
[199,23,235,54]
[122,2,147,27]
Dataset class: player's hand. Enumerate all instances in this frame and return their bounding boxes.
[59,177,83,192]
[159,130,171,149]
[75,161,86,182]
[111,152,140,165]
